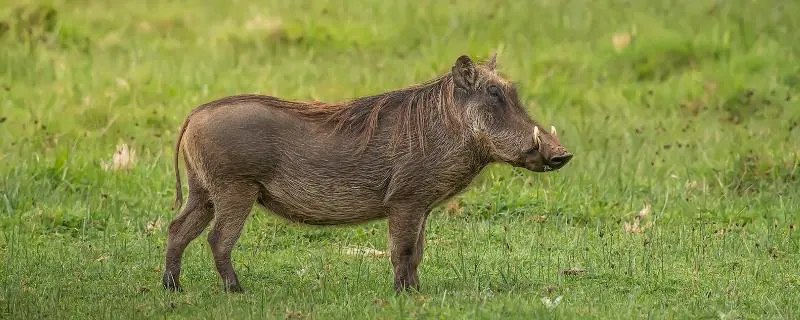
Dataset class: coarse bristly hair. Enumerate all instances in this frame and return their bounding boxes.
[190,57,506,156]
[278,72,461,153]
[192,72,466,155]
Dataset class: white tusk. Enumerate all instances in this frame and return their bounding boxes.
[533,126,541,147]
[550,125,557,137]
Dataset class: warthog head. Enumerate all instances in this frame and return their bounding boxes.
[451,54,573,172]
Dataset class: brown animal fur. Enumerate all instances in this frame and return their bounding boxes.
[162,54,573,293]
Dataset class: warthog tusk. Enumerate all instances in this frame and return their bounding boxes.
[533,126,541,148]
[550,125,557,137]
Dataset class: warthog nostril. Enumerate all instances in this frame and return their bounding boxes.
[548,153,573,167]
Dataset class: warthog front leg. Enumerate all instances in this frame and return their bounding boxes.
[387,206,429,293]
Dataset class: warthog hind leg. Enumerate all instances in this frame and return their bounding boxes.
[163,175,214,292]
[207,182,258,293]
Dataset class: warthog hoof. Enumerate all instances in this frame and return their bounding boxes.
[223,280,244,293]
[394,279,421,294]
[162,272,182,292]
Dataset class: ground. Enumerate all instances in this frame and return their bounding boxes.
[1,0,799,319]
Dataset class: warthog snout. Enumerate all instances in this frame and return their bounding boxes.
[520,125,573,172]
[547,152,573,169]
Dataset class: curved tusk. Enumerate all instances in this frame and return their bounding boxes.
[550,125,557,137]
[533,126,541,147]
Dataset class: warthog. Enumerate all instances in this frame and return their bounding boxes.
[162,54,573,293]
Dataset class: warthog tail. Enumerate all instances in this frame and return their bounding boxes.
[172,116,191,211]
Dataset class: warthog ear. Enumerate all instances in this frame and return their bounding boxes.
[486,52,497,71]
[452,55,477,91]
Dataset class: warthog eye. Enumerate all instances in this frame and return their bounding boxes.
[487,85,500,98]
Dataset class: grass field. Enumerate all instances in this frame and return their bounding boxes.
[1,0,799,318]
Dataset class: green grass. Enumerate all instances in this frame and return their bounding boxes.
[1,0,799,318]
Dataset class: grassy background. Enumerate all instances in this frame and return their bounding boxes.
[1,0,799,318]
